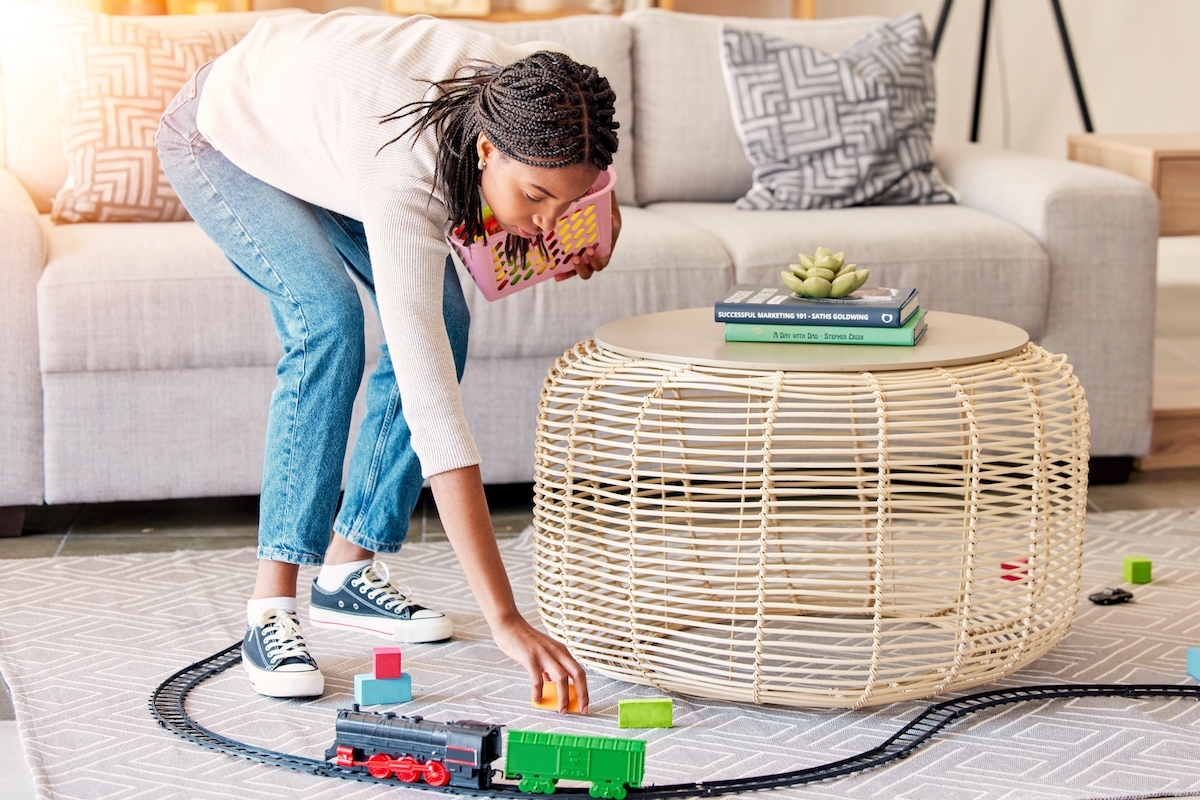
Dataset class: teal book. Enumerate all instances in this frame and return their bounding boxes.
[725,309,928,346]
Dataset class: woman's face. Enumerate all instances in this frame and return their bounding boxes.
[476,135,600,240]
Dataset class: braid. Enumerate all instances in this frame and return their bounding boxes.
[380,49,619,264]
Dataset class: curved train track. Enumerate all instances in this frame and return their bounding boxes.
[151,642,1200,798]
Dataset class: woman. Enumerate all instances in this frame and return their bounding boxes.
[156,9,620,712]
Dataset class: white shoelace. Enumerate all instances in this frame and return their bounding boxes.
[259,609,311,666]
[351,560,417,613]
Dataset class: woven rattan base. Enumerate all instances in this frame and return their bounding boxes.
[533,340,1089,708]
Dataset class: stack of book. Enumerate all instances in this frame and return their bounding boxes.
[715,284,926,346]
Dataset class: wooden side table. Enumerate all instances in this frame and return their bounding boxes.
[1069,134,1200,470]
[1068,133,1200,236]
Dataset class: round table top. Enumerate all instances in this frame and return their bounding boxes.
[594,308,1029,372]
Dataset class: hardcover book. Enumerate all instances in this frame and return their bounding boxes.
[714,284,919,328]
[725,309,928,346]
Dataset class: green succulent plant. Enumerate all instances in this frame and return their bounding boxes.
[781,246,870,299]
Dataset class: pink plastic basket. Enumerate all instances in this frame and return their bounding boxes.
[450,167,616,301]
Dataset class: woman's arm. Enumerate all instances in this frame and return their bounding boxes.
[429,464,589,714]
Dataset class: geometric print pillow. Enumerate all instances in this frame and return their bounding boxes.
[720,13,957,210]
[50,9,242,223]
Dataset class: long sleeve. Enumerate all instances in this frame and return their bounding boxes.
[361,181,480,478]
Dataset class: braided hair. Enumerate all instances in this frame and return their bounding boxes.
[381,50,618,265]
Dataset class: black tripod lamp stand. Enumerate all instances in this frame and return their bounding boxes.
[931,0,1094,142]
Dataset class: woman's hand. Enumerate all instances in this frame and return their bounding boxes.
[491,614,590,714]
[555,199,622,282]
[428,465,588,715]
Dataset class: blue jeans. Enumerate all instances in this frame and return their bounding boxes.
[156,64,470,566]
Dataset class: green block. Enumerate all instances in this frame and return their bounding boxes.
[1123,556,1152,584]
[618,698,673,728]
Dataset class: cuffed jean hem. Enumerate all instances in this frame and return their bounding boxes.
[257,546,327,567]
[332,522,408,555]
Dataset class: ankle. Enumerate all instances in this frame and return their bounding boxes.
[253,559,300,599]
[324,534,374,566]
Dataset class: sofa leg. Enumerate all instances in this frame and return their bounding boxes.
[1089,456,1134,485]
[0,506,25,538]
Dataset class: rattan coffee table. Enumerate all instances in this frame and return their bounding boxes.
[532,309,1089,708]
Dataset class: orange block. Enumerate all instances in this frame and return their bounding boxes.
[532,682,581,713]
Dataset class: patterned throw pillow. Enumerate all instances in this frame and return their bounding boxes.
[719,13,957,210]
[51,9,241,223]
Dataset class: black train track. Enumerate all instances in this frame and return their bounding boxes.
[151,641,1200,798]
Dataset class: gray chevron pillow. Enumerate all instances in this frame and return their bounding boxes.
[720,13,957,210]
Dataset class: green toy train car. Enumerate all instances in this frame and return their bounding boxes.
[504,730,646,799]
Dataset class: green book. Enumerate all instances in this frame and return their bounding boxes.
[725,309,928,346]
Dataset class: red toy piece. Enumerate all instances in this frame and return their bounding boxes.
[1001,558,1029,582]
[336,745,451,786]
[373,647,403,680]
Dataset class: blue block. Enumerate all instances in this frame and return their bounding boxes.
[1189,648,1200,682]
[355,672,412,705]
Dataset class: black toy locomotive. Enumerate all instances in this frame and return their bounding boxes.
[326,707,503,788]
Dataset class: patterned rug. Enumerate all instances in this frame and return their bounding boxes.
[1,509,1199,800]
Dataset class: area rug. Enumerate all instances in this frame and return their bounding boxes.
[1,508,1199,800]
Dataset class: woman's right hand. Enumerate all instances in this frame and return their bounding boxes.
[491,614,590,714]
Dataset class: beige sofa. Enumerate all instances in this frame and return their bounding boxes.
[0,4,1159,522]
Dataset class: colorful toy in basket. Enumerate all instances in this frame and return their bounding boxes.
[450,167,617,301]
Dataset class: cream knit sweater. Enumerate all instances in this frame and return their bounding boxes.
[197,11,550,478]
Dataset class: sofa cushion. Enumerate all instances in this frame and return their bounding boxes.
[645,202,1051,339]
[37,207,726,374]
[51,8,247,223]
[37,217,282,374]
[0,6,301,214]
[720,16,956,210]
[625,9,886,206]
[460,206,733,359]
[456,14,636,208]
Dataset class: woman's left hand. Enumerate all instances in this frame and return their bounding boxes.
[555,199,622,282]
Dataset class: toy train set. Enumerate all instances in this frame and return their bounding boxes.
[327,709,644,797]
[151,641,1200,799]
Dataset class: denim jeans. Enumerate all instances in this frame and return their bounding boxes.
[156,64,470,566]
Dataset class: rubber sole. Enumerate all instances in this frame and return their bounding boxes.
[242,657,324,698]
[309,606,454,644]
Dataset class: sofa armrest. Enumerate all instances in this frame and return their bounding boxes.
[0,167,47,505]
[935,143,1159,458]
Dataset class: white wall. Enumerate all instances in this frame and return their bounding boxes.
[819,0,1200,161]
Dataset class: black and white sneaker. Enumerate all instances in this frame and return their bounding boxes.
[309,560,453,643]
[242,608,325,698]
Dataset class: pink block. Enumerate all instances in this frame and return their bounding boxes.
[373,647,402,679]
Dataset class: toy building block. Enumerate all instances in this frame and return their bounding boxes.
[373,647,403,680]
[532,682,581,713]
[1189,648,1200,681]
[1123,556,1152,584]
[1000,558,1029,582]
[619,698,673,728]
[355,673,412,705]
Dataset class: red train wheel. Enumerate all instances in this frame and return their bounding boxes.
[365,753,393,779]
[394,756,420,783]
[424,760,451,787]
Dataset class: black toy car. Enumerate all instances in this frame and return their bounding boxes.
[1087,587,1134,605]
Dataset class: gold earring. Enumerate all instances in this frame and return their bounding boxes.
[477,157,486,171]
